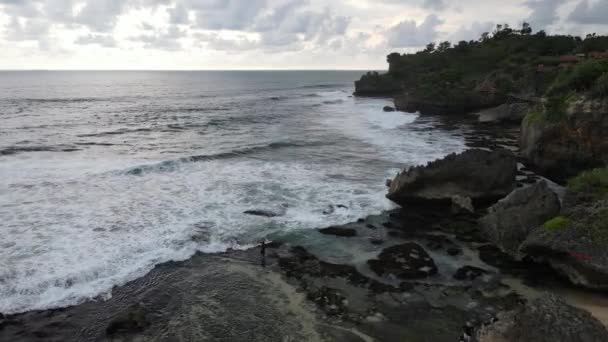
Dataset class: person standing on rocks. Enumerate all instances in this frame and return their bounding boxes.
[260,240,267,267]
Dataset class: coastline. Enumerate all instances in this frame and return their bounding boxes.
[3,107,606,342]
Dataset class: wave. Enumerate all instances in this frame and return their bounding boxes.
[123,141,328,176]
[295,84,344,90]
[76,128,153,138]
[0,145,81,156]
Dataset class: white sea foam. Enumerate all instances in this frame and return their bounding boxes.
[0,73,468,314]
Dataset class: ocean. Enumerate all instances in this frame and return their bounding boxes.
[0,71,467,314]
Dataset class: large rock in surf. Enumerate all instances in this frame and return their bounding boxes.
[520,198,608,290]
[387,149,517,206]
[520,96,608,182]
[475,295,608,342]
[480,181,561,257]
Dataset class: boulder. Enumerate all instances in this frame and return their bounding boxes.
[451,195,475,214]
[475,295,608,342]
[383,106,396,112]
[453,266,488,281]
[367,243,437,279]
[520,198,608,290]
[519,96,608,182]
[387,149,517,206]
[480,181,561,257]
[475,103,530,124]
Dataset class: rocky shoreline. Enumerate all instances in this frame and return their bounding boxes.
[2,106,607,342]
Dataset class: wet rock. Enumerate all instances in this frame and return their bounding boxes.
[475,295,608,342]
[387,149,517,206]
[520,198,608,290]
[306,286,347,316]
[278,246,369,285]
[451,195,475,214]
[368,243,437,280]
[475,103,530,124]
[383,106,396,112]
[385,178,392,187]
[480,181,561,257]
[243,210,282,218]
[365,223,376,230]
[319,227,357,237]
[370,238,384,245]
[453,266,488,281]
[106,304,149,337]
[519,96,608,182]
[447,247,462,256]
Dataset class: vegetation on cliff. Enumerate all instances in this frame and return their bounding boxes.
[356,23,608,113]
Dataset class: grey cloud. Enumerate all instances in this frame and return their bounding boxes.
[129,25,185,51]
[191,0,268,30]
[75,33,117,47]
[422,0,446,10]
[194,32,258,51]
[568,0,608,25]
[525,0,566,29]
[387,14,444,47]
[449,21,494,42]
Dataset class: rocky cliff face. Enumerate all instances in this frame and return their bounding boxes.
[387,149,517,206]
[520,97,608,182]
[353,72,402,96]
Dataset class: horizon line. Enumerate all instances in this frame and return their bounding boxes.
[0,68,386,72]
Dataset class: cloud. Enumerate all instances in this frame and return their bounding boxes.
[422,0,446,11]
[525,0,566,29]
[129,25,186,51]
[74,33,117,47]
[448,21,494,42]
[386,14,444,47]
[568,0,608,25]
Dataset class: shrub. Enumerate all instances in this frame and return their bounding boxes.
[547,60,608,96]
[568,168,608,199]
[523,110,544,125]
[544,93,573,122]
[543,216,570,231]
[592,72,608,99]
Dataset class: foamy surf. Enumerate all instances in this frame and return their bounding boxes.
[0,71,467,314]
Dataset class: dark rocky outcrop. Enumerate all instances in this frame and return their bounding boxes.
[480,181,561,257]
[475,295,608,342]
[520,97,608,182]
[387,149,517,206]
[354,72,402,96]
[367,243,437,279]
[520,198,608,290]
[475,102,530,124]
[383,106,396,112]
[453,266,488,281]
[393,94,504,116]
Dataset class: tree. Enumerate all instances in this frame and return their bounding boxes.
[437,41,452,52]
[521,22,532,35]
[424,42,436,53]
[536,30,547,38]
[480,32,490,42]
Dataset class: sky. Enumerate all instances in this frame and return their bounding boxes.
[0,0,607,70]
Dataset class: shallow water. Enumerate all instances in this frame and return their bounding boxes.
[0,71,468,314]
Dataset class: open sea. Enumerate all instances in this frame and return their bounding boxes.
[0,71,467,314]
